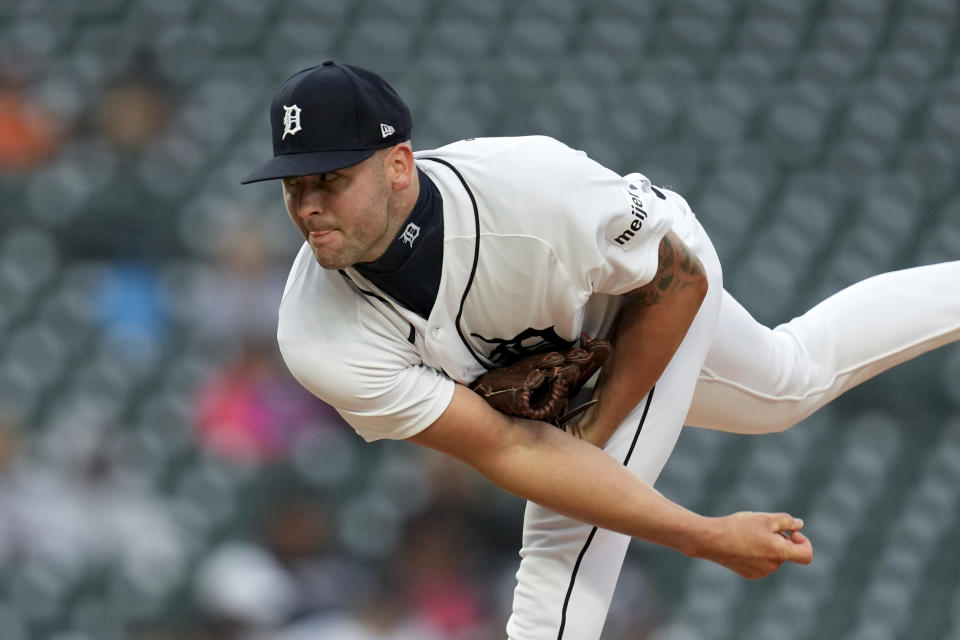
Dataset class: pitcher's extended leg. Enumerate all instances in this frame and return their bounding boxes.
[687,261,960,434]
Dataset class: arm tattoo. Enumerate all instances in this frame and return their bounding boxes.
[625,233,706,306]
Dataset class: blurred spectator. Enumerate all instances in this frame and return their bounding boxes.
[193,340,336,464]
[194,532,441,640]
[420,450,525,565]
[94,51,172,155]
[193,540,299,638]
[396,508,488,639]
[0,412,188,634]
[0,79,60,172]
[262,499,375,617]
[253,568,443,640]
[0,418,17,475]
[194,229,287,344]
[59,51,178,259]
[94,261,168,365]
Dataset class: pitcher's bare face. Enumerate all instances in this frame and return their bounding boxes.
[282,151,395,270]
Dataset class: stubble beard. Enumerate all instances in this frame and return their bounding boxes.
[312,176,393,271]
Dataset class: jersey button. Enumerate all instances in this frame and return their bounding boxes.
[431,327,441,338]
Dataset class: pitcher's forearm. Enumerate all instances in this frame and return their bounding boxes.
[410,385,812,579]
[477,417,710,557]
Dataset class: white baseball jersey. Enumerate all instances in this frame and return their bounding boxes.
[278,135,704,443]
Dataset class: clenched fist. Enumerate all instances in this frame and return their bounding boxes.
[694,512,813,579]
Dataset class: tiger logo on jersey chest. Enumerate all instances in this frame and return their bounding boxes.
[472,326,575,367]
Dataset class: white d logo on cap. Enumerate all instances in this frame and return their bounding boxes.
[282,104,302,139]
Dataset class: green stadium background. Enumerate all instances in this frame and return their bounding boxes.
[0,0,958,638]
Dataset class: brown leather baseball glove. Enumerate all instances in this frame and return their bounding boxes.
[469,334,611,427]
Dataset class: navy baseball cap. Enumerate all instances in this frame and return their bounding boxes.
[241,61,412,184]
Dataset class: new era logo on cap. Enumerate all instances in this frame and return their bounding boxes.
[241,60,412,184]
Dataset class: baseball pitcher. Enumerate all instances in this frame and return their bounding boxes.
[242,61,960,640]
